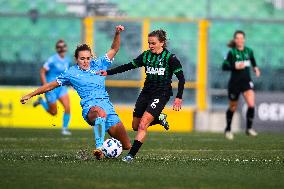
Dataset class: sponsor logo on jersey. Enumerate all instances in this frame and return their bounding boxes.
[235,60,251,67]
[146,66,165,75]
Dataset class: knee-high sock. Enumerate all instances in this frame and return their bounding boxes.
[63,113,70,129]
[225,109,234,131]
[246,107,255,129]
[39,98,49,111]
[94,117,106,149]
[128,140,143,157]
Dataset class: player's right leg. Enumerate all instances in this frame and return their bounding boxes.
[86,106,107,160]
[225,85,240,140]
[58,92,71,136]
[225,100,238,140]
[123,111,154,163]
[123,96,169,162]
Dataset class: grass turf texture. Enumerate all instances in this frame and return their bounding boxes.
[0,128,283,189]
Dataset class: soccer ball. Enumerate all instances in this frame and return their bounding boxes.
[102,138,123,158]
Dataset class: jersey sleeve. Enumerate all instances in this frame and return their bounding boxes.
[56,70,71,86]
[106,53,144,75]
[92,54,114,70]
[222,51,234,71]
[169,54,183,74]
[249,49,257,67]
[131,53,144,68]
[43,57,53,71]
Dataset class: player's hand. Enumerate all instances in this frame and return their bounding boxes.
[235,62,246,70]
[96,70,108,76]
[173,98,182,111]
[20,95,31,104]
[115,25,125,33]
[254,67,261,77]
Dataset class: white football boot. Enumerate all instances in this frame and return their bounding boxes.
[246,128,258,137]
[225,131,234,140]
[62,129,72,136]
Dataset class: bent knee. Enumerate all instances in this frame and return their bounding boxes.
[89,106,107,118]
[123,144,131,150]
[50,110,57,116]
[138,123,148,131]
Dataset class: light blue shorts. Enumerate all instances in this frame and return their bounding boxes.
[82,98,121,131]
[45,86,68,104]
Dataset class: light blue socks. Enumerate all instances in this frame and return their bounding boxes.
[63,113,70,129]
[93,117,106,149]
[39,98,49,111]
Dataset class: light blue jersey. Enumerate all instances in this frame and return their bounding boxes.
[56,54,120,129]
[44,54,71,82]
[43,54,70,103]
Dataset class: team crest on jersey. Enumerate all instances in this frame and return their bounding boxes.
[158,58,164,66]
[236,55,240,59]
[146,66,165,75]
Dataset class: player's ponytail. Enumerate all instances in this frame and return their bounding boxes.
[227,30,246,48]
[74,44,93,59]
[148,29,168,48]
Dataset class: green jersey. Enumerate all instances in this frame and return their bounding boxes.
[132,49,183,96]
[222,46,257,83]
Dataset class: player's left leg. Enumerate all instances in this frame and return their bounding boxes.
[149,113,169,130]
[108,121,131,150]
[58,93,71,135]
[243,89,258,136]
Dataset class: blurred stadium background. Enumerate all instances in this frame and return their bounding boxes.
[0,0,284,132]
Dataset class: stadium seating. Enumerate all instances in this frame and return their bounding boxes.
[0,0,283,90]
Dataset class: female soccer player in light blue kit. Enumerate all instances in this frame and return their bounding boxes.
[20,25,131,160]
[33,39,72,135]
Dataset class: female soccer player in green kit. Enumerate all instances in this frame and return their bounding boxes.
[98,29,185,162]
[222,30,261,140]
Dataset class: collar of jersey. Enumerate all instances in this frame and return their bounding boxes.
[56,53,66,62]
[77,65,91,72]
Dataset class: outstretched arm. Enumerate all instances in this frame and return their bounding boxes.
[106,25,124,60]
[40,68,48,85]
[20,81,59,104]
[97,62,137,76]
[97,53,144,76]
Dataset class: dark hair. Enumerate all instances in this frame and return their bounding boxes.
[227,30,246,48]
[55,39,66,48]
[74,44,92,59]
[148,29,167,48]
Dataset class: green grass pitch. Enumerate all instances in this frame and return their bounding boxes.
[0,128,283,189]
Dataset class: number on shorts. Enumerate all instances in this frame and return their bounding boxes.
[151,99,160,109]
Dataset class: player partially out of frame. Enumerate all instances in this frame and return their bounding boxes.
[33,39,72,135]
[222,30,261,140]
[20,25,131,159]
[98,29,185,162]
